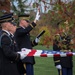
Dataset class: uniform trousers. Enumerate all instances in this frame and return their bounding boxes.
[58,68,73,75]
[26,63,34,75]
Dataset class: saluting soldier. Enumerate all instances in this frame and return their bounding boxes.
[15,12,40,75]
[53,20,74,75]
[0,13,26,75]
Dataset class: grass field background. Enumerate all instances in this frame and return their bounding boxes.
[33,45,75,75]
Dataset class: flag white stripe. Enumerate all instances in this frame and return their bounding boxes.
[20,48,75,57]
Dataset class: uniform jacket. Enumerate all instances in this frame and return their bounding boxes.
[0,30,21,75]
[15,22,37,64]
[10,33,26,74]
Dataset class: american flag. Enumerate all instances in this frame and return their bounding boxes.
[19,48,75,57]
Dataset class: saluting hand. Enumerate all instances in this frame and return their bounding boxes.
[34,10,40,23]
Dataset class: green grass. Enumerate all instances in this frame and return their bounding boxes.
[33,45,75,75]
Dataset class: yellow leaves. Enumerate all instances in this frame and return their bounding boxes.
[38,26,53,48]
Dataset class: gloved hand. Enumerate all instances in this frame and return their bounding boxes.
[21,48,27,52]
[56,65,62,69]
[18,52,26,60]
[35,11,40,21]
[35,38,40,43]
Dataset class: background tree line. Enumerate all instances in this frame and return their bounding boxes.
[0,0,75,48]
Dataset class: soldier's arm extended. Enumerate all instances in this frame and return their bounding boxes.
[16,22,36,36]
[31,30,45,47]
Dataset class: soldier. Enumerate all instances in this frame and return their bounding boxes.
[53,23,73,75]
[15,12,40,75]
[0,13,26,75]
[53,33,62,75]
[9,22,26,75]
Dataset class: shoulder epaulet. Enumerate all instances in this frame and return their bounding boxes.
[0,33,12,48]
[17,27,21,28]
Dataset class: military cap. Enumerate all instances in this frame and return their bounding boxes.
[18,14,30,22]
[0,13,16,26]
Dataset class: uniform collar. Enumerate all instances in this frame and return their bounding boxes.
[10,32,14,37]
[2,29,10,36]
[20,26,25,29]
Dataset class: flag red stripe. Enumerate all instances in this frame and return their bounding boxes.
[27,49,36,56]
[54,54,60,57]
[67,53,73,56]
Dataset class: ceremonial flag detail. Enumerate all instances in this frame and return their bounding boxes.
[20,48,75,57]
[27,50,36,56]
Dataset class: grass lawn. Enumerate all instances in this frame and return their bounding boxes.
[33,45,75,75]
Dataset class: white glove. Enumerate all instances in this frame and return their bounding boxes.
[35,38,40,43]
[56,65,62,69]
[35,11,40,21]
[18,52,26,60]
[21,48,27,52]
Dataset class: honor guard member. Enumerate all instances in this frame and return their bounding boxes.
[0,13,26,75]
[15,12,40,75]
[53,24,73,75]
[53,33,62,75]
[9,21,26,75]
[60,26,73,75]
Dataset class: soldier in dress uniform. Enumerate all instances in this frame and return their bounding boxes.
[0,13,26,75]
[9,21,26,75]
[53,21,74,75]
[15,12,40,75]
[53,33,62,75]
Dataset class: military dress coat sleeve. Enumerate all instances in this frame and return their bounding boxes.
[16,22,36,36]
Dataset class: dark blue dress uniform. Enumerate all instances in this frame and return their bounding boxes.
[10,33,26,75]
[53,34,61,66]
[0,13,26,75]
[53,33,73,75]
[15,14,38,75]
[53,34,61,75]
[0,30,21,75]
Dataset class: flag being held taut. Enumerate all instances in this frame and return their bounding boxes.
[17,48,75,57]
